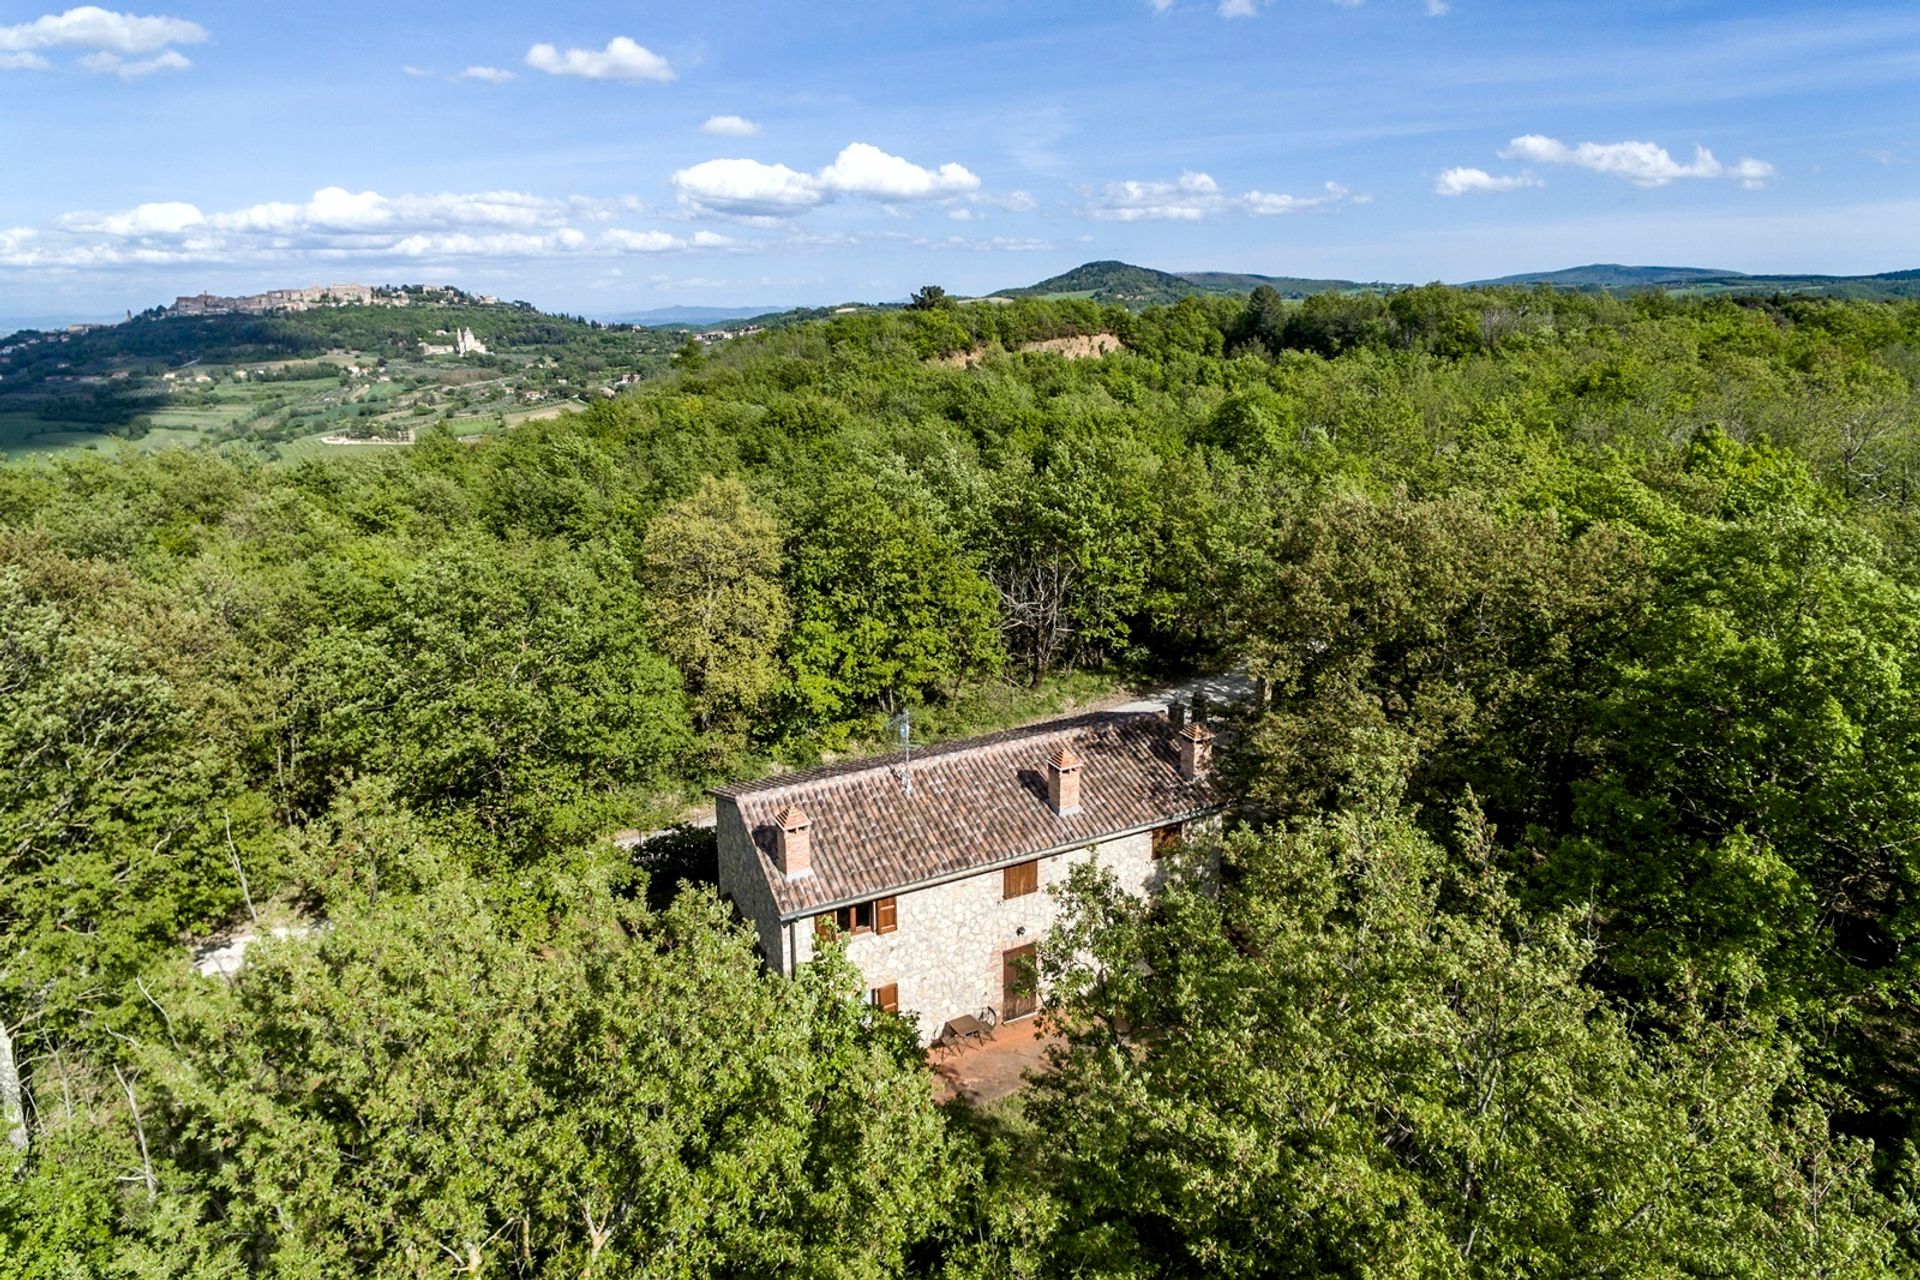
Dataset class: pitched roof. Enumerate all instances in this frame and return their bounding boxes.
[714,709,1227,917]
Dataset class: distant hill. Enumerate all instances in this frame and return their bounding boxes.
[993,259,1920,309]
[604,304,801,327]
[1469,263,1920,299]
[992,260,1389,307]
[992,261,1200,305]
[1471,264,1745,289]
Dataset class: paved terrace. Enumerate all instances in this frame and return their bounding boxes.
[929,1017,1061,1106]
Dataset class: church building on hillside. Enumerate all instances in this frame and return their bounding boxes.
[712,707,1226,1045]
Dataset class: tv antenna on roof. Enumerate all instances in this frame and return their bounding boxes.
[887,708,914,796]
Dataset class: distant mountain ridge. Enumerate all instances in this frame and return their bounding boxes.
[991,260,1389,306]
[1469,264,1747,288]
[989,259,1920,307]
[602,304,802,327]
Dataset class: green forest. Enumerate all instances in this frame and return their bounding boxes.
[4,283,1920,1276]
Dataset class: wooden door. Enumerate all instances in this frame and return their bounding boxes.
[1001,943,1038,1021]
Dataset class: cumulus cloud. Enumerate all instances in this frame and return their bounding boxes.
[6,185,737,269]
[0,5,205,75]
[525,36,673,83]
[78,46,188,76]
[701,114,760,137]
[817,142,979,200]
[672,159,824,219]
[458,65,514,83]
[1500,134,1775,188]
[1426,0,1450,12]
[0,6,205,54]
[1219,0,1259,15]
[602,228,735,252]
[1434,166,1543,196]
[1085,171,1225,222]
[401,64,433,77]
[1084,172,1363,221]
[673,143,981,220]
[1244,181,1367,214]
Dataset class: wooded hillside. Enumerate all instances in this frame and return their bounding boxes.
[5,284,1920,1276]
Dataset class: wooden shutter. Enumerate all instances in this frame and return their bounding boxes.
[1003,859,1039,899]
[871,983,899,1013]
[875,896,898,934]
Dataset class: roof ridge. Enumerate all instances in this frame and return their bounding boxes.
[711,707,1168,799]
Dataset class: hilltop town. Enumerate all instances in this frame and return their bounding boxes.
[164,282,497,318]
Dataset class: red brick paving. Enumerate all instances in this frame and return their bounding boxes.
[929,1016,1060,1106]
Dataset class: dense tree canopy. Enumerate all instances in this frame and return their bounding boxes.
[5,284,1920,1273]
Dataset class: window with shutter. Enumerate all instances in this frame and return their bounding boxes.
[820,899,889,938]
[870,983,899,1013]
[1003,859,1039,899]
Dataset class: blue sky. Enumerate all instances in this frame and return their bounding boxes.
[3,0,1919,323]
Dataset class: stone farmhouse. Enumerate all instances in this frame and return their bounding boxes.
[714,707,1226,1044]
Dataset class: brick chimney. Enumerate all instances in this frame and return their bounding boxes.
[1178,721,1214,781]
[1046,742,1083,817]
[774,803,812,878]
[1169,700,1187,733]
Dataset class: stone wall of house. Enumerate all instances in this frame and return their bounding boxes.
[792,829,1167,1045]
[714,797,790,972]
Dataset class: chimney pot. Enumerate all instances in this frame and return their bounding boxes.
[1178,721,1215,781]
[1046,741,1083,817]
[1169,701,1187,732]
[775,803,812,878]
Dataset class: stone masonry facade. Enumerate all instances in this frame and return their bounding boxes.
[718,811,1177,1045]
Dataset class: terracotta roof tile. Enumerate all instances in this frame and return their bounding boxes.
[715,710,1226,917]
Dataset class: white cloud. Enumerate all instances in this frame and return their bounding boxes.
[1434,166,1543,196]
[401,64,433,77]
[525,36,673,83]
[1426,0,1450,13]
[1084,172,1363,221]
[89,199,203,235]
[0,6,206,54]
[602,228,736,253]
[10,185,736,270]
[77,46,187,77]
[950,207,981,221]
[458,65,514,83]
[600,229,682,252]
[1244,181,1366,214]
[0,6,204,76]
[701,114,760,137]
[817,142,979,200]
[1500,134,1775,188]
[1219,0,1259,15]
[672,158,824,219]
[1085,170,1225,221]
[673,143,981,220]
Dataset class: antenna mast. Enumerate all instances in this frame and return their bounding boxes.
[890,708,913,796]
